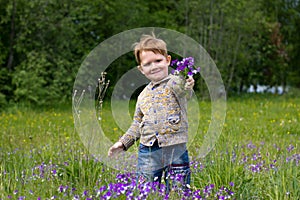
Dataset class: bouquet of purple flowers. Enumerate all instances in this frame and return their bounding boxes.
[171,57,200,78]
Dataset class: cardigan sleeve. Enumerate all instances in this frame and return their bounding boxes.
[118,100,143,151]
[167,75,193,99]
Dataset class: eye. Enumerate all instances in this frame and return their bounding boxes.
[142,63,151,67]
[155,59,163,63]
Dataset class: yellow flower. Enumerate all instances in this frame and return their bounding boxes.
[279,120,284,126]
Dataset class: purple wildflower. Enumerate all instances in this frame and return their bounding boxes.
[51,169,57,176]
[82,190,89,196]
[286,153,300,166]
[286,144,295,152]
[247,142,256,149]
[103,191,112,199]
[164,193,169,200]
[171,57,200,78]
[193,190,202,198]
[99,185,107,193]
[171,59,178,66]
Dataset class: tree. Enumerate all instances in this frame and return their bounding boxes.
[0,0,299,107]
[188,0,267,94]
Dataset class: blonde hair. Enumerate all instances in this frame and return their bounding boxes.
[133,33,168,65]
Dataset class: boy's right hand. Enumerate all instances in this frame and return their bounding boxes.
[108,141,124,158]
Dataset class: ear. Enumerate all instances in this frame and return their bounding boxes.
[137,65,145,74]
[166,55,171,65]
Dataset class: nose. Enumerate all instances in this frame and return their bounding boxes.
[150,62,158,68]
[147,62,157,67]
[150,63,160,71]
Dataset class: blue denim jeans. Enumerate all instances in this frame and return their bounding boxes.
[136,140,190,193]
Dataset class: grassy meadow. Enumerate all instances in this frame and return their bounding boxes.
[0,94,299,199]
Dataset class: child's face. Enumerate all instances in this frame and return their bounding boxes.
[138,50,171,83]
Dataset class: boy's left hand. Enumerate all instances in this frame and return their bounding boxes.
[185,76,195,90]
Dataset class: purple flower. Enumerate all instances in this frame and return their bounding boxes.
[286,153,300,166]
[247,142,256,149]
[287,144,295,152]
[82,190,88,196]
[171,57,200,78]
[193,190,202,198]
[58,185,64,193]
[187,71,193,77]
[103,191,112,199]
[171,59,178,66]
[99,185,107,193]
[51,169,57,175]
[164,193,169,200]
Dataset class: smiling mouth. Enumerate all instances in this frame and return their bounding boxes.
[151,70,161,74]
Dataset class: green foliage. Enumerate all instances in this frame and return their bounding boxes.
[12,51,48,104]
[0,0,299,105]
[0,92,7,109]
[0,68,11,108]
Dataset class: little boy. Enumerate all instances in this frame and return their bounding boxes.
[108,34,194,192]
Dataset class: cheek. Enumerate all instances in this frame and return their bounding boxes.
[162,66,169,73]
[141,69,150,75]
[138,67,146,75]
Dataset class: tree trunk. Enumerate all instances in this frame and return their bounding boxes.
[226,34,242,94]
[7,0,16,71]
[215,9,224,63]
[207,0,214,55]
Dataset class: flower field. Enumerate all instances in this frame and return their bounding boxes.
[0,95,299,199]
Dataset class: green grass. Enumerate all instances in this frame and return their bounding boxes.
[0,95,299,199]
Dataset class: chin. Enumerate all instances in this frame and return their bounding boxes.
[148,73,168,82]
